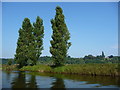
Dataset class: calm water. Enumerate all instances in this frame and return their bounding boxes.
[1,70,120,88]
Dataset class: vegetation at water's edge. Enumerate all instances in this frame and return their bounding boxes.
[18,64,120,76]
[2,64,18,71]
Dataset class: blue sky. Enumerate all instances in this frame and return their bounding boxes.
[2,2,118,58]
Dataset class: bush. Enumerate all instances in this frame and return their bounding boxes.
[7,59,12,65]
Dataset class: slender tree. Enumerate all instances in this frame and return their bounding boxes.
[102,51,105,58]
[33,16,44,64]
[15,17,44,68]
[14,28,26,68]
[15,18,33,68]
[50,6,71,66]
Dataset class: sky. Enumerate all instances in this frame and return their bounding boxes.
[1,0,120,2]
[2,2,118,58]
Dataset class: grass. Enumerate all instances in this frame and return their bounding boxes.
[20,64,119,76]
[20,64,52,72]
[2,63,119,76]
[2,64,18,71]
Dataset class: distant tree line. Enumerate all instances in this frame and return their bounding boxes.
[37,55,119,64]
[1,53,119,65]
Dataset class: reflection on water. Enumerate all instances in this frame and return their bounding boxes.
[27,75,37,88]
[2,71,120,88]
[51,78,66,89]
[12,72,26,88]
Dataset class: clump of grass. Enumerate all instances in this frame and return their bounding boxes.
[20,64,53,72]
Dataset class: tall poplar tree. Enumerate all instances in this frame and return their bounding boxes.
[50,6,71,66]
[15,18,33,68]
[33,16,44,64]
[15,17,44,68]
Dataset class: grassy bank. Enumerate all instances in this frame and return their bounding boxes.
[20,64,119,76]
[20,65,52,72]
[2,64,119,76]
[2,64,18,71]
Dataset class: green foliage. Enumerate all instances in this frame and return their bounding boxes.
[14,18,33,68]
[33,16,44,64]
[1,58,15,64]
[37,55,119,64]
[20,65,52,72]
[50,6,71,66]
[2,55,119,65]
[7,59,13,65]
[2,64,18,71]
[14,17,44,68]
[27,59,34,66]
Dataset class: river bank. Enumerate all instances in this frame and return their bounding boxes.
[2,63,120,77]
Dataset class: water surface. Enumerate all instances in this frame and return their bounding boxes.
[2,70,120,88]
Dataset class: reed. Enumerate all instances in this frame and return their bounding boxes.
[20,64,119,76]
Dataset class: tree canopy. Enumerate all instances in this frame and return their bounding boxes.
[50,6,71,66]
[14,17,44,68]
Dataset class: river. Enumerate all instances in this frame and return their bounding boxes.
[1,70,120,89]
